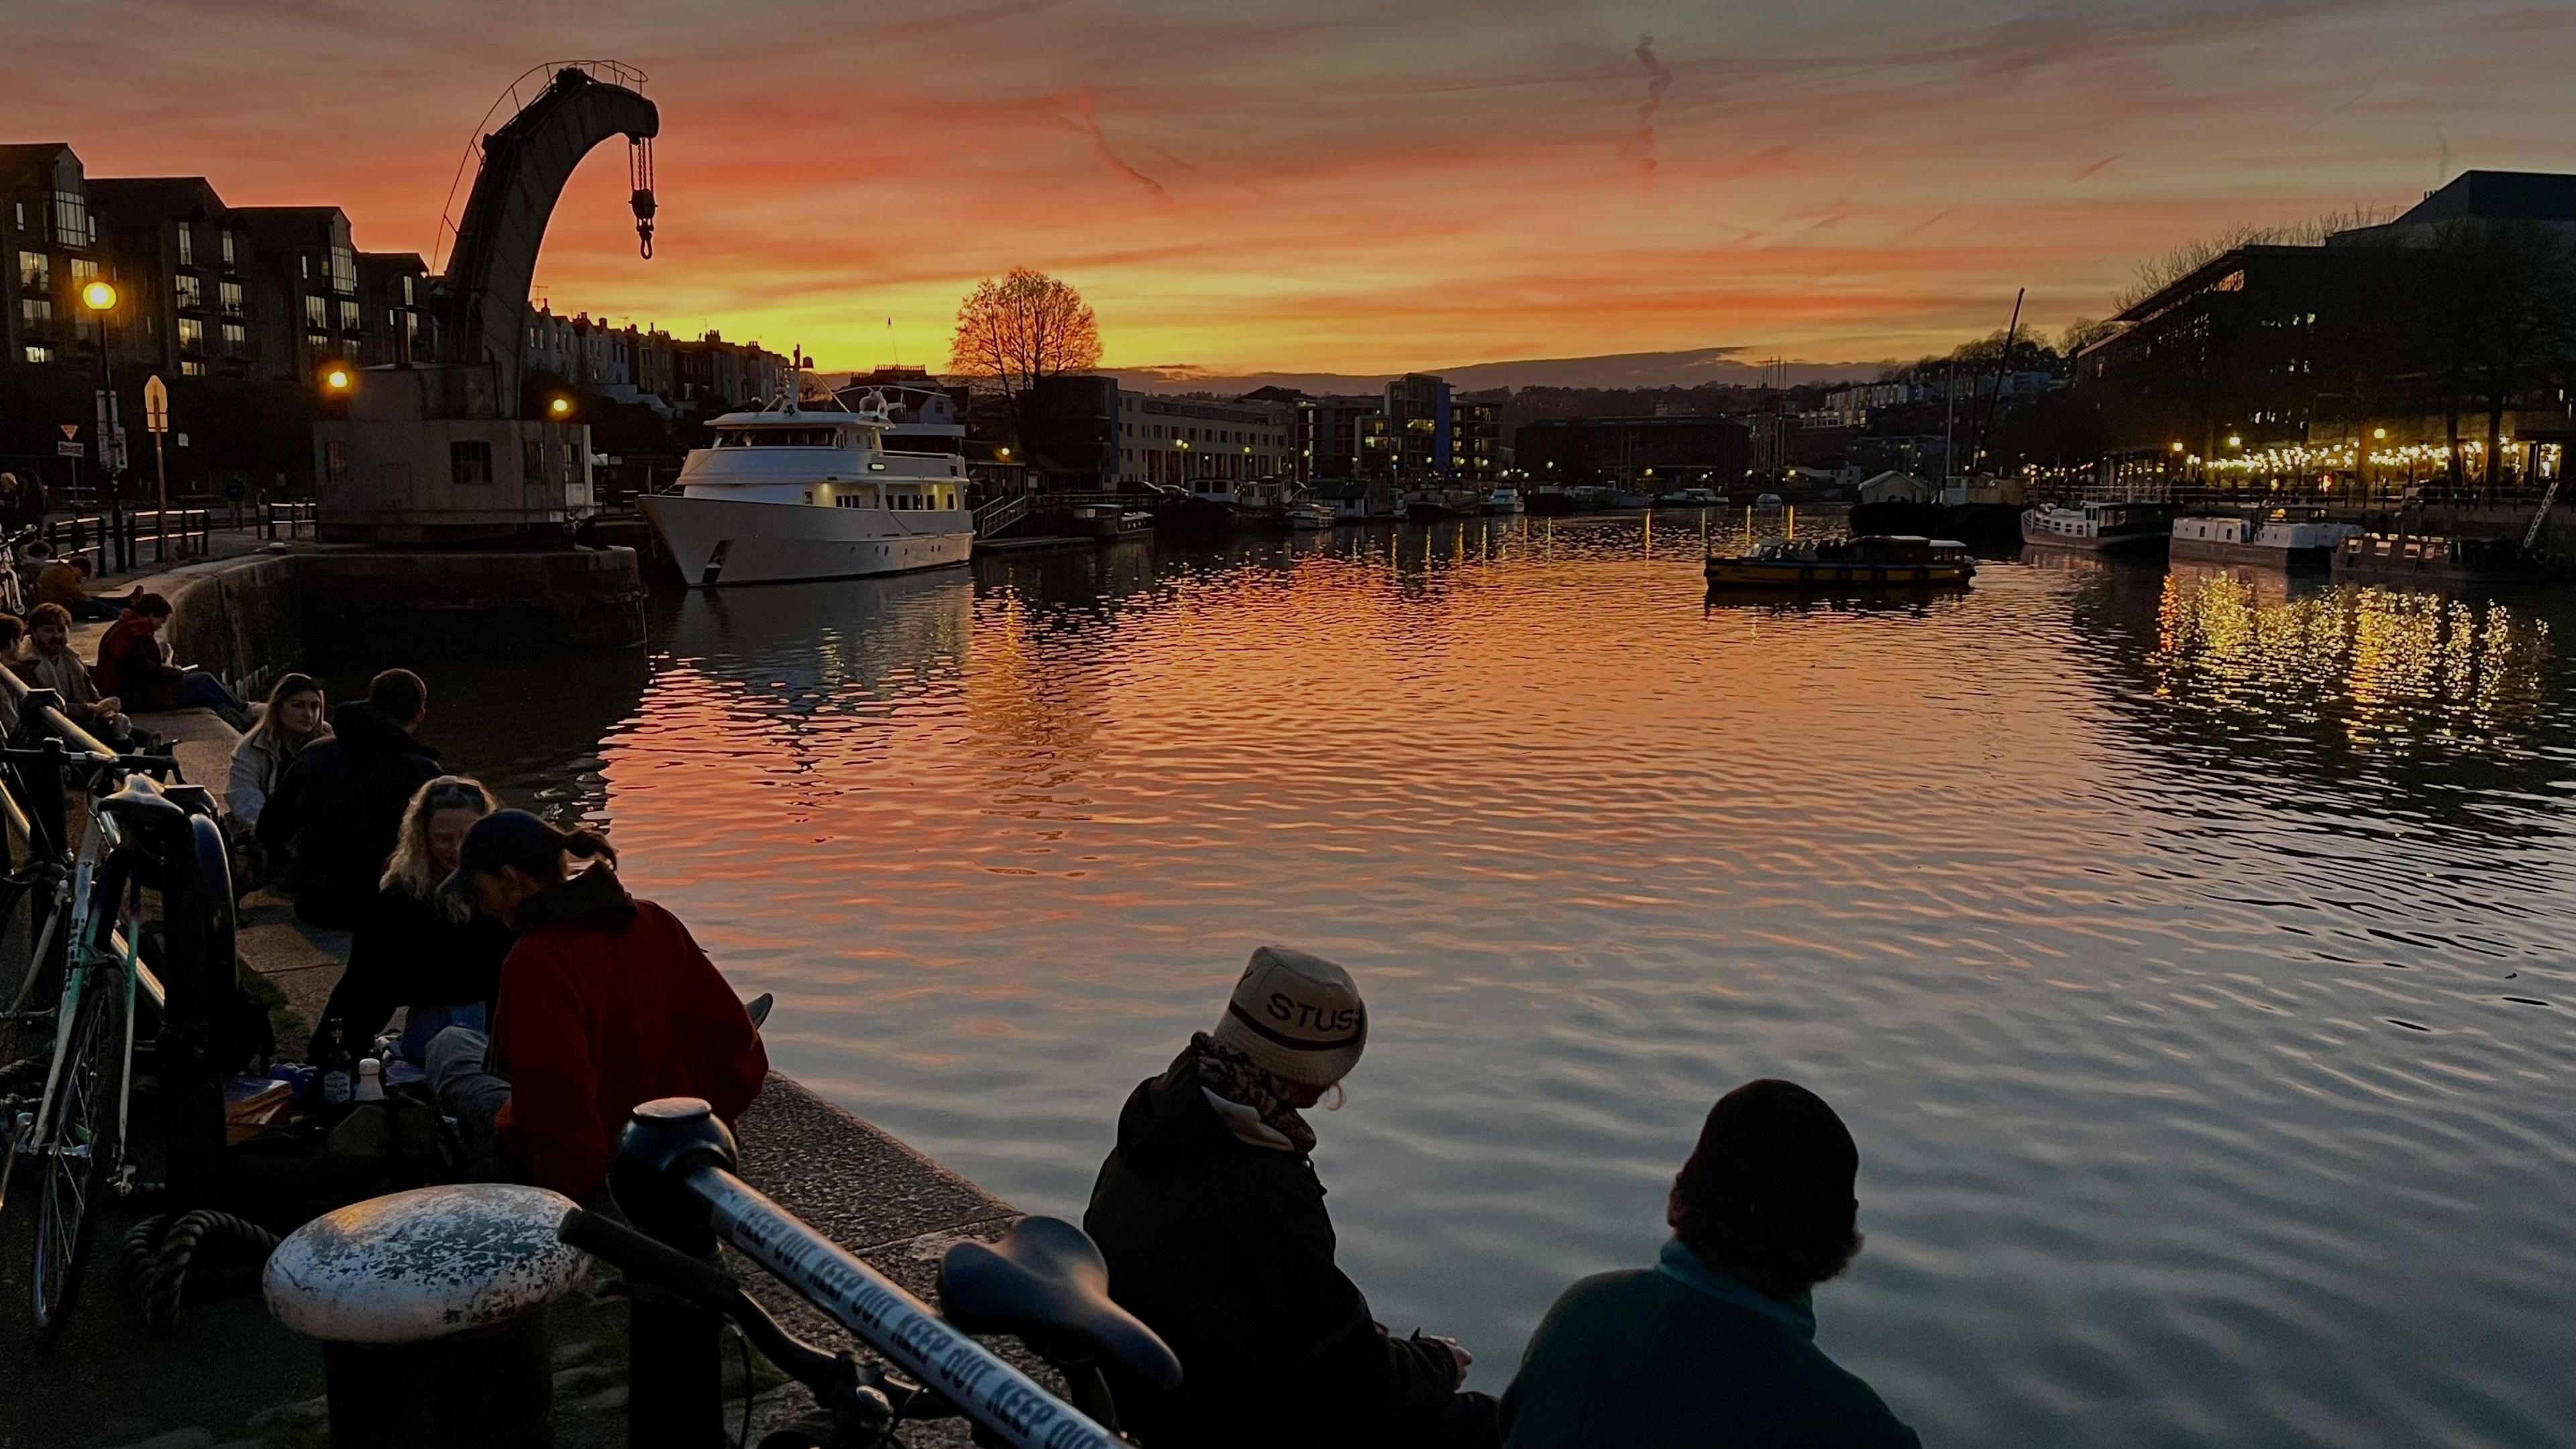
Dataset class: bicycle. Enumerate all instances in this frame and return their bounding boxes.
[561,1097,1184,1449]
[0,525,41,616]
[0,706,229,1338]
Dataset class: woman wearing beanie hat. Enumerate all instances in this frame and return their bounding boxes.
[1084,947,1500,1449]
[1495,1079,1920,1448]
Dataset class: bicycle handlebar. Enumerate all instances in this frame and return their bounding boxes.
[558,1208,846,1394]
[683,1162,1123,1449]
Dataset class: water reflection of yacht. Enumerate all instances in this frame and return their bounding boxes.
[642,389,975,588]
[673,568,973,697]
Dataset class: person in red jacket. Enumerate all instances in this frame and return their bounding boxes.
[423,810,769,1199]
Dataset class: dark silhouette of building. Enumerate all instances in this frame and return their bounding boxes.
[1515,414,1751,488]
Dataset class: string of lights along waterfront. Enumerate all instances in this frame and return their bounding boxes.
[422,517,2571,1449]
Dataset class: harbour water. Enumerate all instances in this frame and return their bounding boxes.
[419,515,2570,1448]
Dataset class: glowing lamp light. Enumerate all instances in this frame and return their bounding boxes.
[323,367,352,392]
[548,396,572,417]
[2226,435,2243,448]
[999,447,1012,460]
[80,280,117,312]
[2169,441,2185,453]
[2372,427,2387,440]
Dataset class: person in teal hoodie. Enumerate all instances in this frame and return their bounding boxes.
[1497,1079,1921,1448]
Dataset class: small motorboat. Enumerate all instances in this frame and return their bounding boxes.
[1285,499,1337,531]
[1484,486,1525,515]
[1706,535,1976,590]
[1070,504,1154,541]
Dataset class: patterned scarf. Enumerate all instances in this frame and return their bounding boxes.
[1181,1032,1317,1155]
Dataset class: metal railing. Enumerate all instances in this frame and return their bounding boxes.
[38,509,217,575]
[973,493,1032,539]
[261,500,317,541]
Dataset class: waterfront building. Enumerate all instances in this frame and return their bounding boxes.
[233,205,370,385]
[0,143,95,368]
[1116,388,1293,489]
[1515,414,1751,489]
[2076,170,2576,497]
[1452,389,1503,481]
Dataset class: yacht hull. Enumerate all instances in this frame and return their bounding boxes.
[643,494,973,587]
[2168,537,2334,572]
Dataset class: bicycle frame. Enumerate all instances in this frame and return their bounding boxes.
[7,807,146,1205]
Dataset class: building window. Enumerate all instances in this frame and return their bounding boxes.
[174,273,201,309]
[337,299,360,332]
[180,359,205,376]
[23,344,51,363]
[323,441,348,487]
[523,439,546,483]
[221,231,235,266]
[177,317,203,351]
[20,299,51,327]
[51,191,87,248]
[451,441,494,486]
[68,257,96,288]
[330,246,356,294]
[305,331,328,357]
[219,280,243,313]
[176,227,193,266]
[304,294,326,328]
[400,276,414,305]
[15,251,44,292]
[221,321,247,354]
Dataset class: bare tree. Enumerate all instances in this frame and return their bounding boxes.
[950,268,1103,443]
[2112,206,2399,312]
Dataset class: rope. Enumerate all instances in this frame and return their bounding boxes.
[121,1209,281,1336]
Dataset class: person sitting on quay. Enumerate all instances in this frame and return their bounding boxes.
[34,552,123,623]
[317,775,514,1067]
[1084,947,1499,1449]
[1495,1079,1920,1449]
[93,592,253,730]
[225,672,331,832]
[256,668,443,929]
[426,811,769,1201]
[15,602,133,743]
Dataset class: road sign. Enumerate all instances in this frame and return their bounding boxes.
[144,375,169,434]
[56,441,84,458]
[58,423,78,441]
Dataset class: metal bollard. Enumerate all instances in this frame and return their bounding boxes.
[607,1099,734,1449]
[264,1184,586,1448]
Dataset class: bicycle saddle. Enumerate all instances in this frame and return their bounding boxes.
[97,772,185,826]
[938,1216,1182,1392]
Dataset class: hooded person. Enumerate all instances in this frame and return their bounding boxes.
[1495,1080,1920,1449]
[255,668,442,928]
[422,810,769,1201]
[1084,948,1499,1449]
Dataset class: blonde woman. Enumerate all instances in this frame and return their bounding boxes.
[314,775,515,1065]
[225,672,330,830]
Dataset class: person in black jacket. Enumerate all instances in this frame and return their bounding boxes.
[1085,947,1498,1449]
[256,669,441,928]
[316,775,515,1063]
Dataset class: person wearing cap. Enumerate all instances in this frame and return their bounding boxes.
[1495,1079,1920,1449]
[423,810,769,1201]
[1084,947,1499,1449]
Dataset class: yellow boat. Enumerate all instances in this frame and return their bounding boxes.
[1705,535,1976,589]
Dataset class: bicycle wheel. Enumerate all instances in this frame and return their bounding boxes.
[30,975,123,1336]
[0,874,67,1214]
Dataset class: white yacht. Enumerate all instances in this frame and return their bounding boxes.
[642,390,975,588]
[1484,486,1525,515]
[2169,513,2360,571]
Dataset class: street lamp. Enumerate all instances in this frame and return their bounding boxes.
[323,366,353,393]
[83,279,123,563]
[548,396,572,417]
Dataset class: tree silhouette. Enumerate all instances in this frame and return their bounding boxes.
[949,268,1102,443]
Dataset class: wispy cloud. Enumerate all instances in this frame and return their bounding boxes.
[1617,34,1674,178]
[2068,154,2123,184]
[1072,84,1173,206]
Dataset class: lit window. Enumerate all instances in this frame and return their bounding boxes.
[15,250,44,291]
[337,299,360,331]
[221,321,246,352]
[20,299,51,327]
[23,344,50,363]
[305,294,326,327]
[50,191,87,248]
[219,280,243,313]
[221,231,235,266]
[180,359,205,376]
[176,228,193,266]
[178,317,203,350]
[175,273,201,308]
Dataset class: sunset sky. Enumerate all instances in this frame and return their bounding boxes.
[11,0,2573,376]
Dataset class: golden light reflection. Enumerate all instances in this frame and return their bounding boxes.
[2151,568,2550,753]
